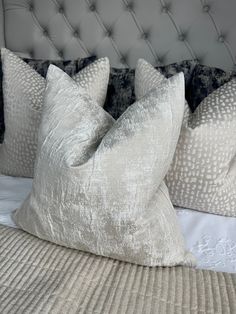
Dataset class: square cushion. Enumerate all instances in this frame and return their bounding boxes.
[0,49,109,177]
[166,78,236,217]
[13,64,195,267]
[0,52,96,143]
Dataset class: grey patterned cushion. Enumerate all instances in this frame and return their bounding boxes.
[189,64,236,111]
[0,49,109,177]
[104,60,197,119]
[0,52,96,143]
[13,64,195,267]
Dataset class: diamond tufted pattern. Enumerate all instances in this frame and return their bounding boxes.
[0,0,236,70]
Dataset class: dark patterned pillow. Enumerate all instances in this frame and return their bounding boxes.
[0,54,96,142]
[158,59,197,86]
[104,60,197,119]
[189,64,236,112]
[104,68,135,119]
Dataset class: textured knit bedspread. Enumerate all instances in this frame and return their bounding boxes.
[0,225,235,314]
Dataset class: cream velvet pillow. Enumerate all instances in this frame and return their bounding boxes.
[13,64,195,267]
[0,48,110,178]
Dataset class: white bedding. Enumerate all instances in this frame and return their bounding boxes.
[0,175,32,228]
[0,175,236,273]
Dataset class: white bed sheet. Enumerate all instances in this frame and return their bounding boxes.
[0,175,32,228]
[176,208,236,273]
[0,175,236,273]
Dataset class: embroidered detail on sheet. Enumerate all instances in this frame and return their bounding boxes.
[192,235,236,272]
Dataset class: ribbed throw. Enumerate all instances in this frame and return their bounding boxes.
[0,225,235,314]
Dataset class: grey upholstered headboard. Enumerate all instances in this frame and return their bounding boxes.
[0,0,236,71]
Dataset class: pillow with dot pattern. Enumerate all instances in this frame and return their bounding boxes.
[0,51,96,143]
[0,48,109,178]
[166,78,236,217]
[135,59,236,217]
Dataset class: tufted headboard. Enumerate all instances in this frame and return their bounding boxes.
[0,0,236,71]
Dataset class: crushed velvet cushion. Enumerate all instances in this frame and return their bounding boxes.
[189,64,236,111]
[0,52,96,143]
[104,60,197,119]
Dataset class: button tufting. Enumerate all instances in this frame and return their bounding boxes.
[106,29,113,37]
[4,0,236,72]
[73,30,79,38]
[126,2,134,11]
[162,6,169,14]
[141,32,149,40]
[29,50,34,58]
[178,33,186,41]
[196,57,203,63]
[218,35,225,43]
[29,4,34,12]
[203,5,210,13]
[58,51,64,58]
[158,56,166,64]
[43,29,49,36]
[120,56,127,64]
[58,6,64,14]
[89,4,96,12]
[91,50,97,58]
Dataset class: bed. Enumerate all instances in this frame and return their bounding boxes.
[0,0,236,313]
[1,175,236,274]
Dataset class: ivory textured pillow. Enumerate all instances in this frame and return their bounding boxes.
[13,65,195,267]
[0,48,109,178]
[166,79,236,217]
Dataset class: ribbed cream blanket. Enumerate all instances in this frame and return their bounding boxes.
[0,225,235,314]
